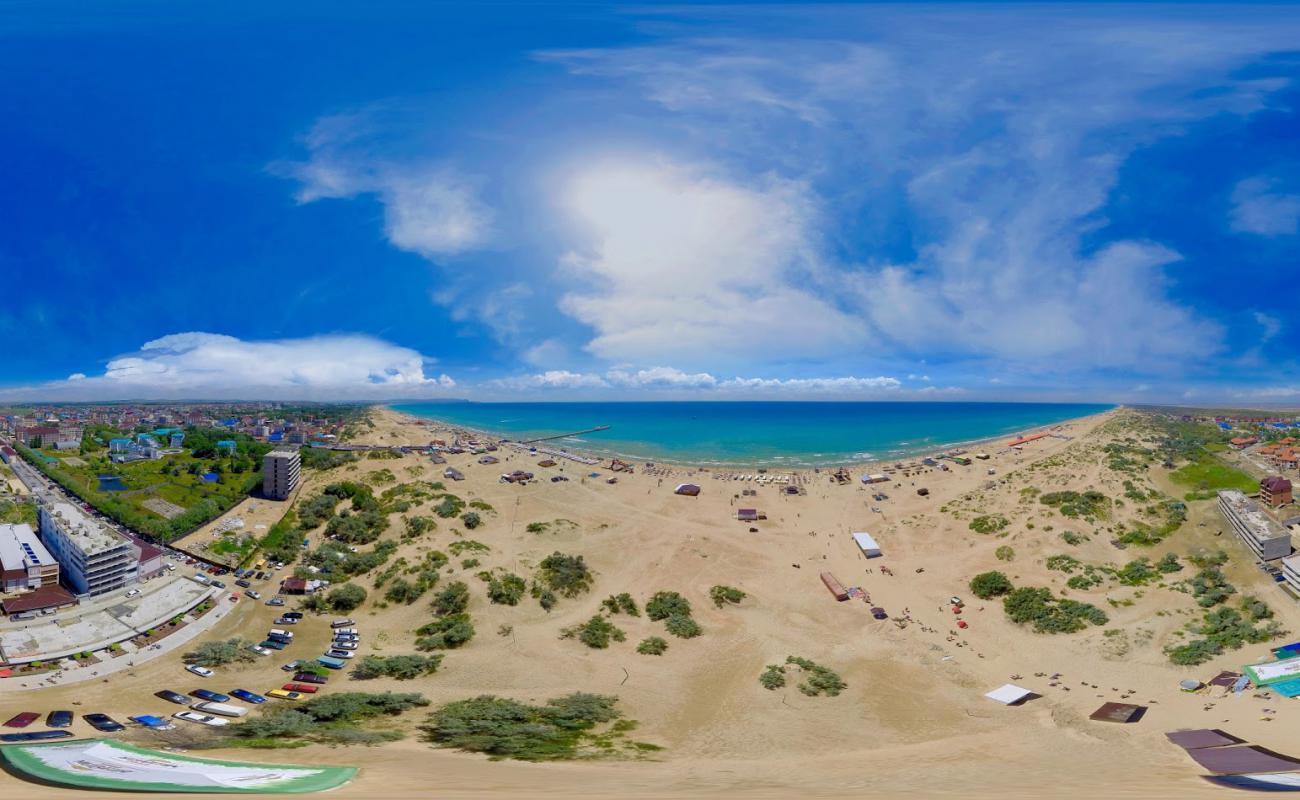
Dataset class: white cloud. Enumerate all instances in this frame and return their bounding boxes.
[10,333,454,400]
[280,113,492,258]
[557,159,866,366]
[485,367,904,396]
[1255,310,1284,341]
[486,370,611,391]
[908,374,931,382]
[607,366,718,388]
[1231,177,1300,236]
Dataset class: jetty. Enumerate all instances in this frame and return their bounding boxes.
[518,425,610,444]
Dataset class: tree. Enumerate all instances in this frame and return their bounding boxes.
[969,571,1013,599]
[327,583,368,612]
[183,638,258,667]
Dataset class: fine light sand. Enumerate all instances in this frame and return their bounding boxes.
[0,406,1294,799]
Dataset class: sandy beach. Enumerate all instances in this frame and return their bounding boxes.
[0,405,1294,799]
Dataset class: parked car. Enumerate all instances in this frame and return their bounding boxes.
[129,715,174,730]
[292,672,327,685]
[284,611,304,620]
[230,689,266,704]
[281,660,302,672]
[46,710,73,727]
[282,683,319,694]
[0,730,73,743]
[331,641,358,650]
[267,634,292,645]
[124,588,141,598]
[266,597,286,607]
[274,616,299,625]
[268,629,295,639]
[156,690,190,705]
[4,712,39,728]
[871,607,889,620]
[234,568,247,578]
[248,644,272,657]
[551,475,569,482]
[234,579,251,588]
[260,639,286,651]
[210,580,226,589]
[190,689,230,703]
[173,711,228,727]
[325,649,355,660]
[330,618,355,628]
[185,664,214,678]
[266,689,304,701]
[246,590,261,600]
[84,713,125,732]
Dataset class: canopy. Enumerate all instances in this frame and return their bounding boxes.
[984,684,1034,705]
[0,739,356,793]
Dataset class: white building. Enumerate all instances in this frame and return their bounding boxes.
[0,523,59,593]
[37,502,139,597]
[262,449,301,500]
[1282,554,1300,599]
[1218,490,1293,562]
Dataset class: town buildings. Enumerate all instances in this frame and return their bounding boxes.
[1218,490,1293,562]
[0,523,59,593]
[1261,476,1294,508]
[37,502,140,597]
[262,449,301,500]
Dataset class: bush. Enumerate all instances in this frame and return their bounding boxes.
[1002,587,1108,634]
[785,656,846,697]
[415,614,476,650]
[1157,553,1183,573]
[434,495,465,518]
[709,585,746,608]
[664,614,702,638]
[601,593,640,616]
[421,693,623,761]
[385,579,426,605]
[969,571,1013,599]
[327,583,368,612]
[487,573,527,606]
[637,636,667,655]
[460,511,482,530]
[968,515,1009,534]
[184,638,258,667]
[646,591,691,621]
[352,655,443,680]
[759,664,786,690]
[562,615,626,649]
[994,546,1015,562]
[404,516,436,539]
[432,581,470,616]
[536,553,593,597]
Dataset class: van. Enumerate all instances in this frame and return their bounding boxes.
[331,627,357,636]
[9,612,35,622]
[330,619,355,629]
[316,656,346,669]
[267,629,294,639]
[191,702,248,718]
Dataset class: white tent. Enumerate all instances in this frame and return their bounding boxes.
[985,684,1034,705]
[851,532,882,558]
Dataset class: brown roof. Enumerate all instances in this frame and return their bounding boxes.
[1166,729,1246,750]
[1089,702,1146,723]
[1187,745,1300,774]
[1,584,78,614]
[1262,476,1293,493]
[1207,671,1244,688]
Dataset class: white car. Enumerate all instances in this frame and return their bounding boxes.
[325,649,355,659]
[246,590,261,600]
[124,588,141,598]
[331,641,358,650]
[267,629,295,639]
[185,664,214,678]
[174,711,228,727]
[247,644,272,657]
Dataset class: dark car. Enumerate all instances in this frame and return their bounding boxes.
[871,607,889,620]
[190,689,231,703]
[255,571,267,580]
[46,710,73,728]
[84,713,125,732]
[234,579,251,588]
[283,611,304,620]
[210,580,226,589]
[266,633,292,645]
[230,689,266,704]
[156,690,190,705]
[0,730,74,743]
[3,712,39,728]
[292,672,327,685]
[260,639,286,651]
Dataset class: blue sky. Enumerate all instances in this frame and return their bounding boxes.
[2,2,1300,403]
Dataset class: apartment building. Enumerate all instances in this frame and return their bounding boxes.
[1262,476,1294,508]
[262,449,301,500]
[1218,490,1293,562]
[37,502,139,597]
[0,523,59,593]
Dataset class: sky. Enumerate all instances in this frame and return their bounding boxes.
[2,1,1299,404]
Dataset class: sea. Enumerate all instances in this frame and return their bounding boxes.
[388,401,1113,468]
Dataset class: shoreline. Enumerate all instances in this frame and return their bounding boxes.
[380,402,1119,473]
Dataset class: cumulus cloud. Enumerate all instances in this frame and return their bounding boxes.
[1231,177,1300,236]
[485,366,906,396]
[8,333,455,401]
[558,160,865,366]
[279,112,492,258]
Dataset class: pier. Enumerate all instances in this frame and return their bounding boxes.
[518,425,610,444]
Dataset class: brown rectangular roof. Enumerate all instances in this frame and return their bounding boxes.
[1,584,77,614]
[1208,671,1244,688]
[1089,702,1146,723]
[1187,745,1300,774]
[1166,729,1246,750]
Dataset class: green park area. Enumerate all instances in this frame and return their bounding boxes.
[1170,454,1259,501]
[16,427,273,542]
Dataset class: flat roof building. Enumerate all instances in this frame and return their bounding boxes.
[0,523,59,593]
[263,449,301,500]
[1218,490,1293,562]
[37,502,139,597]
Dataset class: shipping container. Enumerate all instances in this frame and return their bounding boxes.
[820,571,849,601]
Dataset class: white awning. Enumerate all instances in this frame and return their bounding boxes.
[985,684,1033,705]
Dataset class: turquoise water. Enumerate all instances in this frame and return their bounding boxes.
[389,401,1112,467]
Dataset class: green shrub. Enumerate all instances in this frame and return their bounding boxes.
[968,515,1009,534]
[664,614,702,639]
[487,573,527,606]
[327,583,368,612]
[784,656,846,697]
[646,591,691,621]
[352,655,443,680]
[536,553,593,597]
[969,571,1013,599]
[601,593,640,616]
[421,693,624,761]
[415,614,476,650]
[562,615,626,649]
[994,546,1015,562]
[461,511,482,530]
[637,636,667,655]
[432,582,470,616]
[708,585,746,608]
[758,664,786,690]
[183,638,258,667]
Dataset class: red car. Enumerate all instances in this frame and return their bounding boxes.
[4,712,39,728]
[282,683,319,694]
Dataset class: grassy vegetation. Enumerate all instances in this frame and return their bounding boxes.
[760,657,846,696]
[562,615,626,649]
[709,585,747,608]
[1002,586,1108,634]
[352,655,443,679]
[228,692,429,747]
[637,636,667,655]
[183,638,259,667]
[421,693,657,761]
[968,514,1009,534]
[1170,457,1258,500]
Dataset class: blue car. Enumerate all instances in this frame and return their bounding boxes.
[0,730,73,743]
[230,689,266,704]
[190,689,231,703]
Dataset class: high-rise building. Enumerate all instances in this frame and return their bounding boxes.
[37,502,139,596]
[263,449,301,500]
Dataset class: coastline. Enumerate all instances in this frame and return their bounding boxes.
[380,402,1119,473]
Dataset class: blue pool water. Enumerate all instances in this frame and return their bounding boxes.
[97,475,127,491]
[389,401,1112,467]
